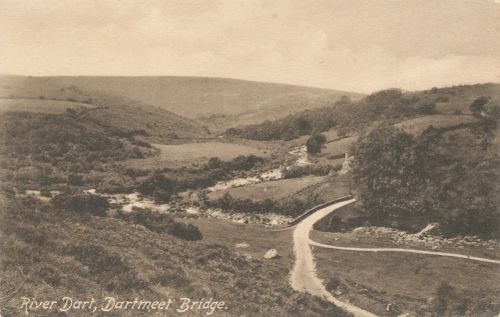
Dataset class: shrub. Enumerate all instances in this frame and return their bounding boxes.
[118,208,202,241]
[137,171,177,202]
[52,194,109,217]
[325,276,341,292]
[306,133,327,154]
[470,96,489,116]
[124,167,150,178]
[66,244,145,292]
[167,222,203,241]
[282,165,333,179]
[150,271,191,288]
[434,281,453,315]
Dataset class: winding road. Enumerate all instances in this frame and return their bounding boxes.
[290,198,377,317]
[290,198,500,317]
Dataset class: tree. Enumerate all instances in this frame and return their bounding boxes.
[352,127,423,228]
[470,96,489,117]
[306,133,327,154]
[352,123,499,237]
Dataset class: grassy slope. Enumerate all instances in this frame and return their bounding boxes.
[0,98,95,114]
[394,114,477,135]
[425,83,500,113]
[154,142,270,162]
[208,176,326,201]
[313,246,500,316]
[0,75,362,131]
[0,195,348,317]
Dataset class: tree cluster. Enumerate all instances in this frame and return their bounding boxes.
[352,123,498,237]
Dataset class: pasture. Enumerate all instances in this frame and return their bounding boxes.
[394,114,476,135]
[314,244,500,316]
[320,136,358,158]
[153,141,271,162]
[208,176,326,201]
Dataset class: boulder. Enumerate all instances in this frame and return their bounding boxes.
[263,249,280,259]
[415,223,441,238]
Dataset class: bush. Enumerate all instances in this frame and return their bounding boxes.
[167,222,203,241]
[434,281,453,316]
[66,244,145,292]
[282,165,334,179]
[118,208,202,241]
[137,171,177,202]
[124,167,150,178]
[150,271,191,288]
[325,276,341,292]
[306,133,327,154]
[470,96,489,117]
[52,194,109,217]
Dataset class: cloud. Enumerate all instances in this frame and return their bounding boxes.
[0,0,499,92]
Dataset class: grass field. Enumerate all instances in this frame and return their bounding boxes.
[291,174,352,202]
[208,176,326,201]
[0,98,94,114]
[310,229,500,261]
[183,217,294,267]
[313,246,500,316]
[394,114,477,135]
[153,141,270,162]
[319,136,358,160]
[183,215,500,316]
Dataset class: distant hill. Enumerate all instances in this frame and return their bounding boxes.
[226,83,500,141]
[0,76,209,139]
[0,75,362,131]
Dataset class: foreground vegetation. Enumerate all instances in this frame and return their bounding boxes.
[0,191,349,316]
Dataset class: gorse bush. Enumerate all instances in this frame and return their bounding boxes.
[208,193,323,217]
[282,165,337,179]
[67,243,145,292]
[137,171,177,203]
[117,208,202,241]
[52,193,109,217]
[167,222,203,241]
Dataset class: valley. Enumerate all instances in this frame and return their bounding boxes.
[1,76,499,317]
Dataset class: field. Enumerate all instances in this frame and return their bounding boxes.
[394,114,477,135]
[431,83,500,114]
[310,229,500,261]
[313,246,500,316]
[183,217,294,267]
[322,136,358,156]
[290,174,352,203]
[154,141,271,162]
[208,176,326,201]
[0,98,94,114]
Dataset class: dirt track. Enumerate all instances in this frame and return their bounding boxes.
[290,199,377,317]
[290,198,500,317]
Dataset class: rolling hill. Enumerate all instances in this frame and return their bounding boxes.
[0,75,363,131]
[227,83,500,141]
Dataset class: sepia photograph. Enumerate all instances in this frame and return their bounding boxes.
[0,1,499,316]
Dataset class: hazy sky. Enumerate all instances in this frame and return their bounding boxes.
[1,0,499,92]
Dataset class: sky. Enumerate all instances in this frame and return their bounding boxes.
[1,0,499,93]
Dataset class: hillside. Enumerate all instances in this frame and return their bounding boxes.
[0,192,348,317]
[0,82,209,139]
[227,83,500,141]
[0,75,362,131]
